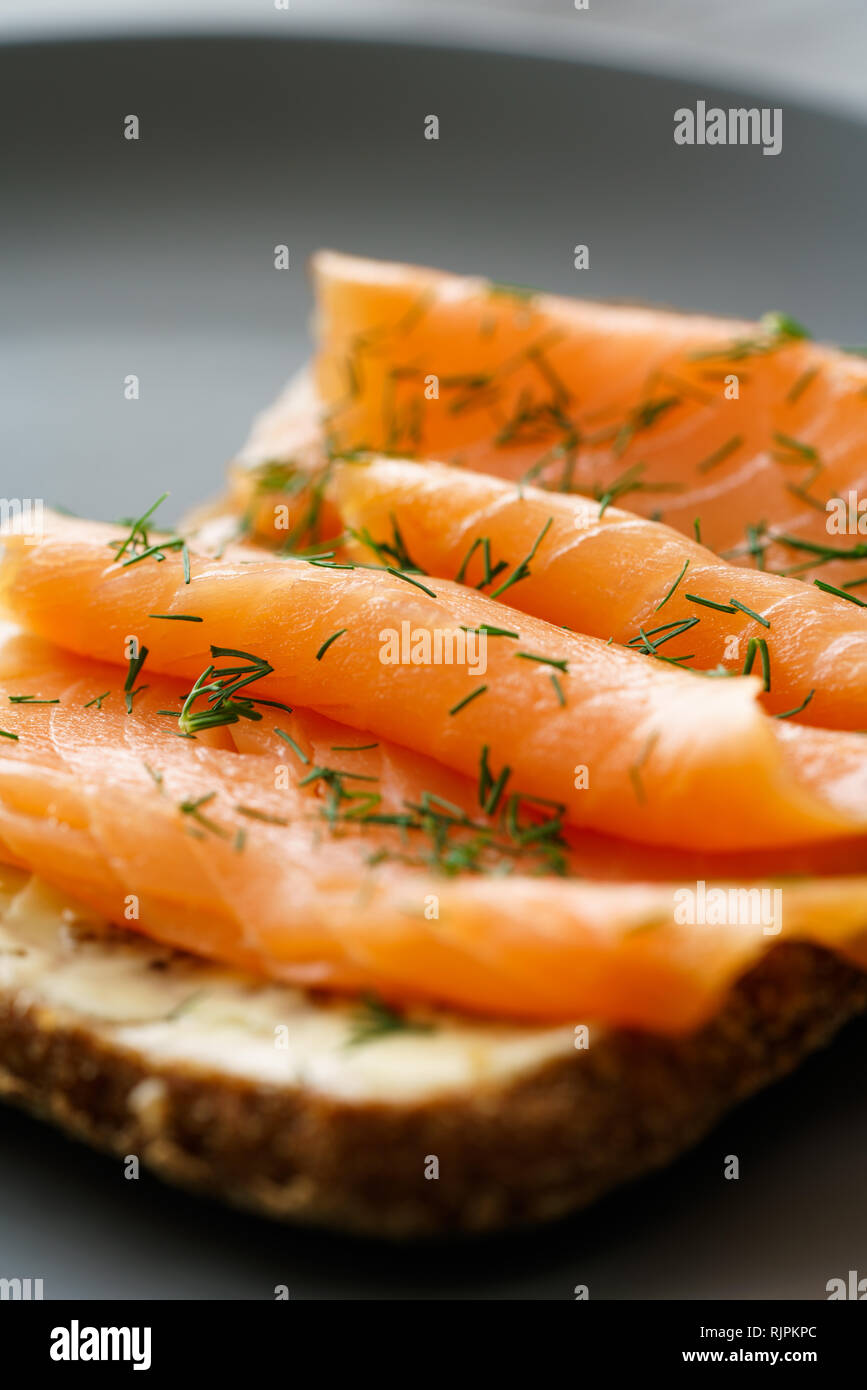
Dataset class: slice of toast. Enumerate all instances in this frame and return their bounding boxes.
[1,864,864,1238]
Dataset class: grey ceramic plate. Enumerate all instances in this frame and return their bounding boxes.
[0,30,865,1300]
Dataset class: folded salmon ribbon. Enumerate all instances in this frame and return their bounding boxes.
[3,515,867,856]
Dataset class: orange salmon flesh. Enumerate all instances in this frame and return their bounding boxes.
[2,252,867,1030]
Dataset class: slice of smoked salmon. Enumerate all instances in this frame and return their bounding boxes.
[312,251,867,588]
[332,456,867,730]
[3,515,867,853]
[1,629,866,1032]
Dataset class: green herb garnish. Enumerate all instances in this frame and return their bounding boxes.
[774,690,816,720]
[655,559,689,612]
[275,728,309,763]
[489,517,552,599]
[448,684,488,716]
[315,629,347,661]
[813,578,867,608]
[346,992,434,1047]
[729,598,770,628]
[685,593,736,614]
[147,613,203,623]
[697,435,744,475]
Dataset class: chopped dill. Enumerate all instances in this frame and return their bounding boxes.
[143,762,164,791]
[629,731,659,805]
[489,517,552,599]
[697,434,744,475]
[346,992,434,1047]
[743,636,772,690]
[448,684,488,716]
[459,623,520,639]
[655,559,689,612]
[786,367,819,404]
[685,593,736,614]
[515,650,569,672]
[813,578,867,608]
[147,613,203,623]
[315,628,347,661]
[594,462,683,518]
[386,567,437,598]
[478,745,511,816]
[178,791,230,839]
[84,691,110,711]
[772,431,818,462]
[178,646,274,735]
[729,597,770,628]
[688,312,809,361]
[774,690,815,720]
[124,647,149,713]
[275,728,309,763]
[486,281,539,301]
[235,805,289,827]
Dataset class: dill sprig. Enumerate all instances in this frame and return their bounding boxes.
[448,684,488,716]
[774,690,816,720]
[275,727,309,763]
[178,646,274,736]
[685,593,736,614]
[8,695,60,704]
[112,494,170,562]
[605,394,681,458]
[786,366,820,404]
[108,493,192,583]
[143,763,164,791]
[346,992,434,1047]
[743,636,772,691]
[386,567,437,598]
[628,616,699,659]
[349,513,425,573]
[298,764,381,824]
[478,745,511,816]
[489,517,553,599]
[178,791,231,839]
[459,623,520,640]
[515,650,568,673]
[549,672,566,706]
[697,434,744,475]
[655,559,690,611]
[688,311,810,362]
[729,597,771,628]
[315,629,347,661]
[629,732,659,805]
[813,578,867,608]
[235,805,289,827]
[593,462,683,518]
[148,613,203,623]
[124,646,149,714]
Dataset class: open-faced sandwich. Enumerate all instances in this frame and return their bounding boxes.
[1,254,866,1237]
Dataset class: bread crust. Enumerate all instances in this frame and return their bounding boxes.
[0,941,864,1237]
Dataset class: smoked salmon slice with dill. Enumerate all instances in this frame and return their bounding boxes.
[1,629,866,1031]
[312,251,867,587]
[3,514,867,852]
[332,456,867,730]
